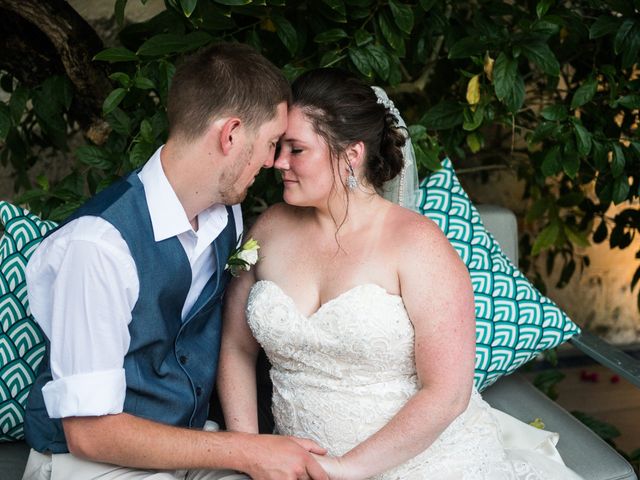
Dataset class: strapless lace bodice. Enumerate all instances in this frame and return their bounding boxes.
[246,280,583,480]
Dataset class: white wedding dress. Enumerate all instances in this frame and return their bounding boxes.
[246,280,584,480]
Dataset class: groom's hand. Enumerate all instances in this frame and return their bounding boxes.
[287,436,328,455]
[240,434,328,480]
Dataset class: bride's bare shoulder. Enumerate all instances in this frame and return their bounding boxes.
[249,202,307,239]
[385,203,449,247]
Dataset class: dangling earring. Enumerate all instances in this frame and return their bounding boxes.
[346,161,358,190]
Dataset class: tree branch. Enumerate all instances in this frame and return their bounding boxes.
[0,0,111,143]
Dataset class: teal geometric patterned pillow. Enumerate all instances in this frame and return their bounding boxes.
[0,201,57,441]
[418,159,580,392]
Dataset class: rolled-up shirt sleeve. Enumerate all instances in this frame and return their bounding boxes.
[26,218,139,419]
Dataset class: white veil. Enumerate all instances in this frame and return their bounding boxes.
[371,86,420,212]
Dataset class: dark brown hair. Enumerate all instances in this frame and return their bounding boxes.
[291,68,405,189]
[167,43,291,141]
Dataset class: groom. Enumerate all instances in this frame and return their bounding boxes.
[22,43,328,480]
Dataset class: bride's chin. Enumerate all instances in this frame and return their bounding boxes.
[283,192,314,208]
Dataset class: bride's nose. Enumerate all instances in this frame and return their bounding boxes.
[274,148,290,170]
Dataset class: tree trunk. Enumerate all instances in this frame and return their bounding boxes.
[0,0,112,143]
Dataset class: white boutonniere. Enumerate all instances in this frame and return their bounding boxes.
[225,238,260,277]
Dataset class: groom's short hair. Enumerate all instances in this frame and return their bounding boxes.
[167,42,290,141]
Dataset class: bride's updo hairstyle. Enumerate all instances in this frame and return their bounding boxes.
[291,68,406,190]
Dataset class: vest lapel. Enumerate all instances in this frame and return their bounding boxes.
[183,206,236,323]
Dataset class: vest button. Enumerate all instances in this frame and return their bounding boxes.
[179,355,187,365]
[196,387,202,396]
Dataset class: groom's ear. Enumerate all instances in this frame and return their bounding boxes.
[345,141,366,169]
[217,117,243,155]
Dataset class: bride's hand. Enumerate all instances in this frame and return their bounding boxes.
[311,453,349,480]
[287,436,328,455]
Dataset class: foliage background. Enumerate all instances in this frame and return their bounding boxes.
[0,0,639,305]
[0,0,639,462]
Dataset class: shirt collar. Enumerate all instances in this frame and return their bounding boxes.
[138,145,228,243]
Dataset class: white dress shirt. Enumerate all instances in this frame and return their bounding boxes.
[26,146,242,418]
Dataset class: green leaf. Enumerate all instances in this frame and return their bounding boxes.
[407,124,427,141]
[540,104,567,121]
[561,153,580,179]
[570,77,597,109]
[420,100,464,130]
[573,121,592,157]
[592,140,608,171]
[366,44,390,80]
[526,197,551,221]
[137,32,212,57]
[171,31,213,53]
[103,88,127,114]
[521,42,560,76]
[94,47,138,62]
[272,15,298,55]
[76,145,112,170]
[314,29,348,43]
[616,94,640,109]
[134,76,155,90]
[158,60,176,103]
[319,50,346,68]
[107,108,131,136]
[536,0,554,19]
[0,104,11,140]
[50,199,86,223]
[572,411,620,441]
[413,142,441,171]
[354,29,373,47]
[532,221,560,255]
[466,132,483,153]
[419,0,436,11]
[321,0,346,15]
[589,15,622,39]
[348,47,373,77]
[621,23,640,69]
[179,0,198,17]
[493,53,524,113]
[115,0,127,26]
[389,0,414,34]
[448,37,489,59]
[130,141,155,168]
[109,72,131,87]
[214,0,251,5]
[533,369,564,399]
[541,145,561,176]
[9,86,28,123]
[378,11,405,56]
[612,176,630,204]
[611,143,625,177]
[614,18,634,55]
[531,19,560,38]
[140,119,154,143]
[530,121,558,143]
[462,105,484,131]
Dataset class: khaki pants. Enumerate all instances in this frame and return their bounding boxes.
[22,449,250,480]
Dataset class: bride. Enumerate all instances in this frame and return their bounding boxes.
[217,68,583,480]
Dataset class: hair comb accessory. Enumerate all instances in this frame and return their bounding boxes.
[371,86,419,211]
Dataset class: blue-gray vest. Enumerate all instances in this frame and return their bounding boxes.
[24,171,238,453]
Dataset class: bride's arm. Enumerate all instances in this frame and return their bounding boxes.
[217,268,262,433]
[325,216,477,480]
